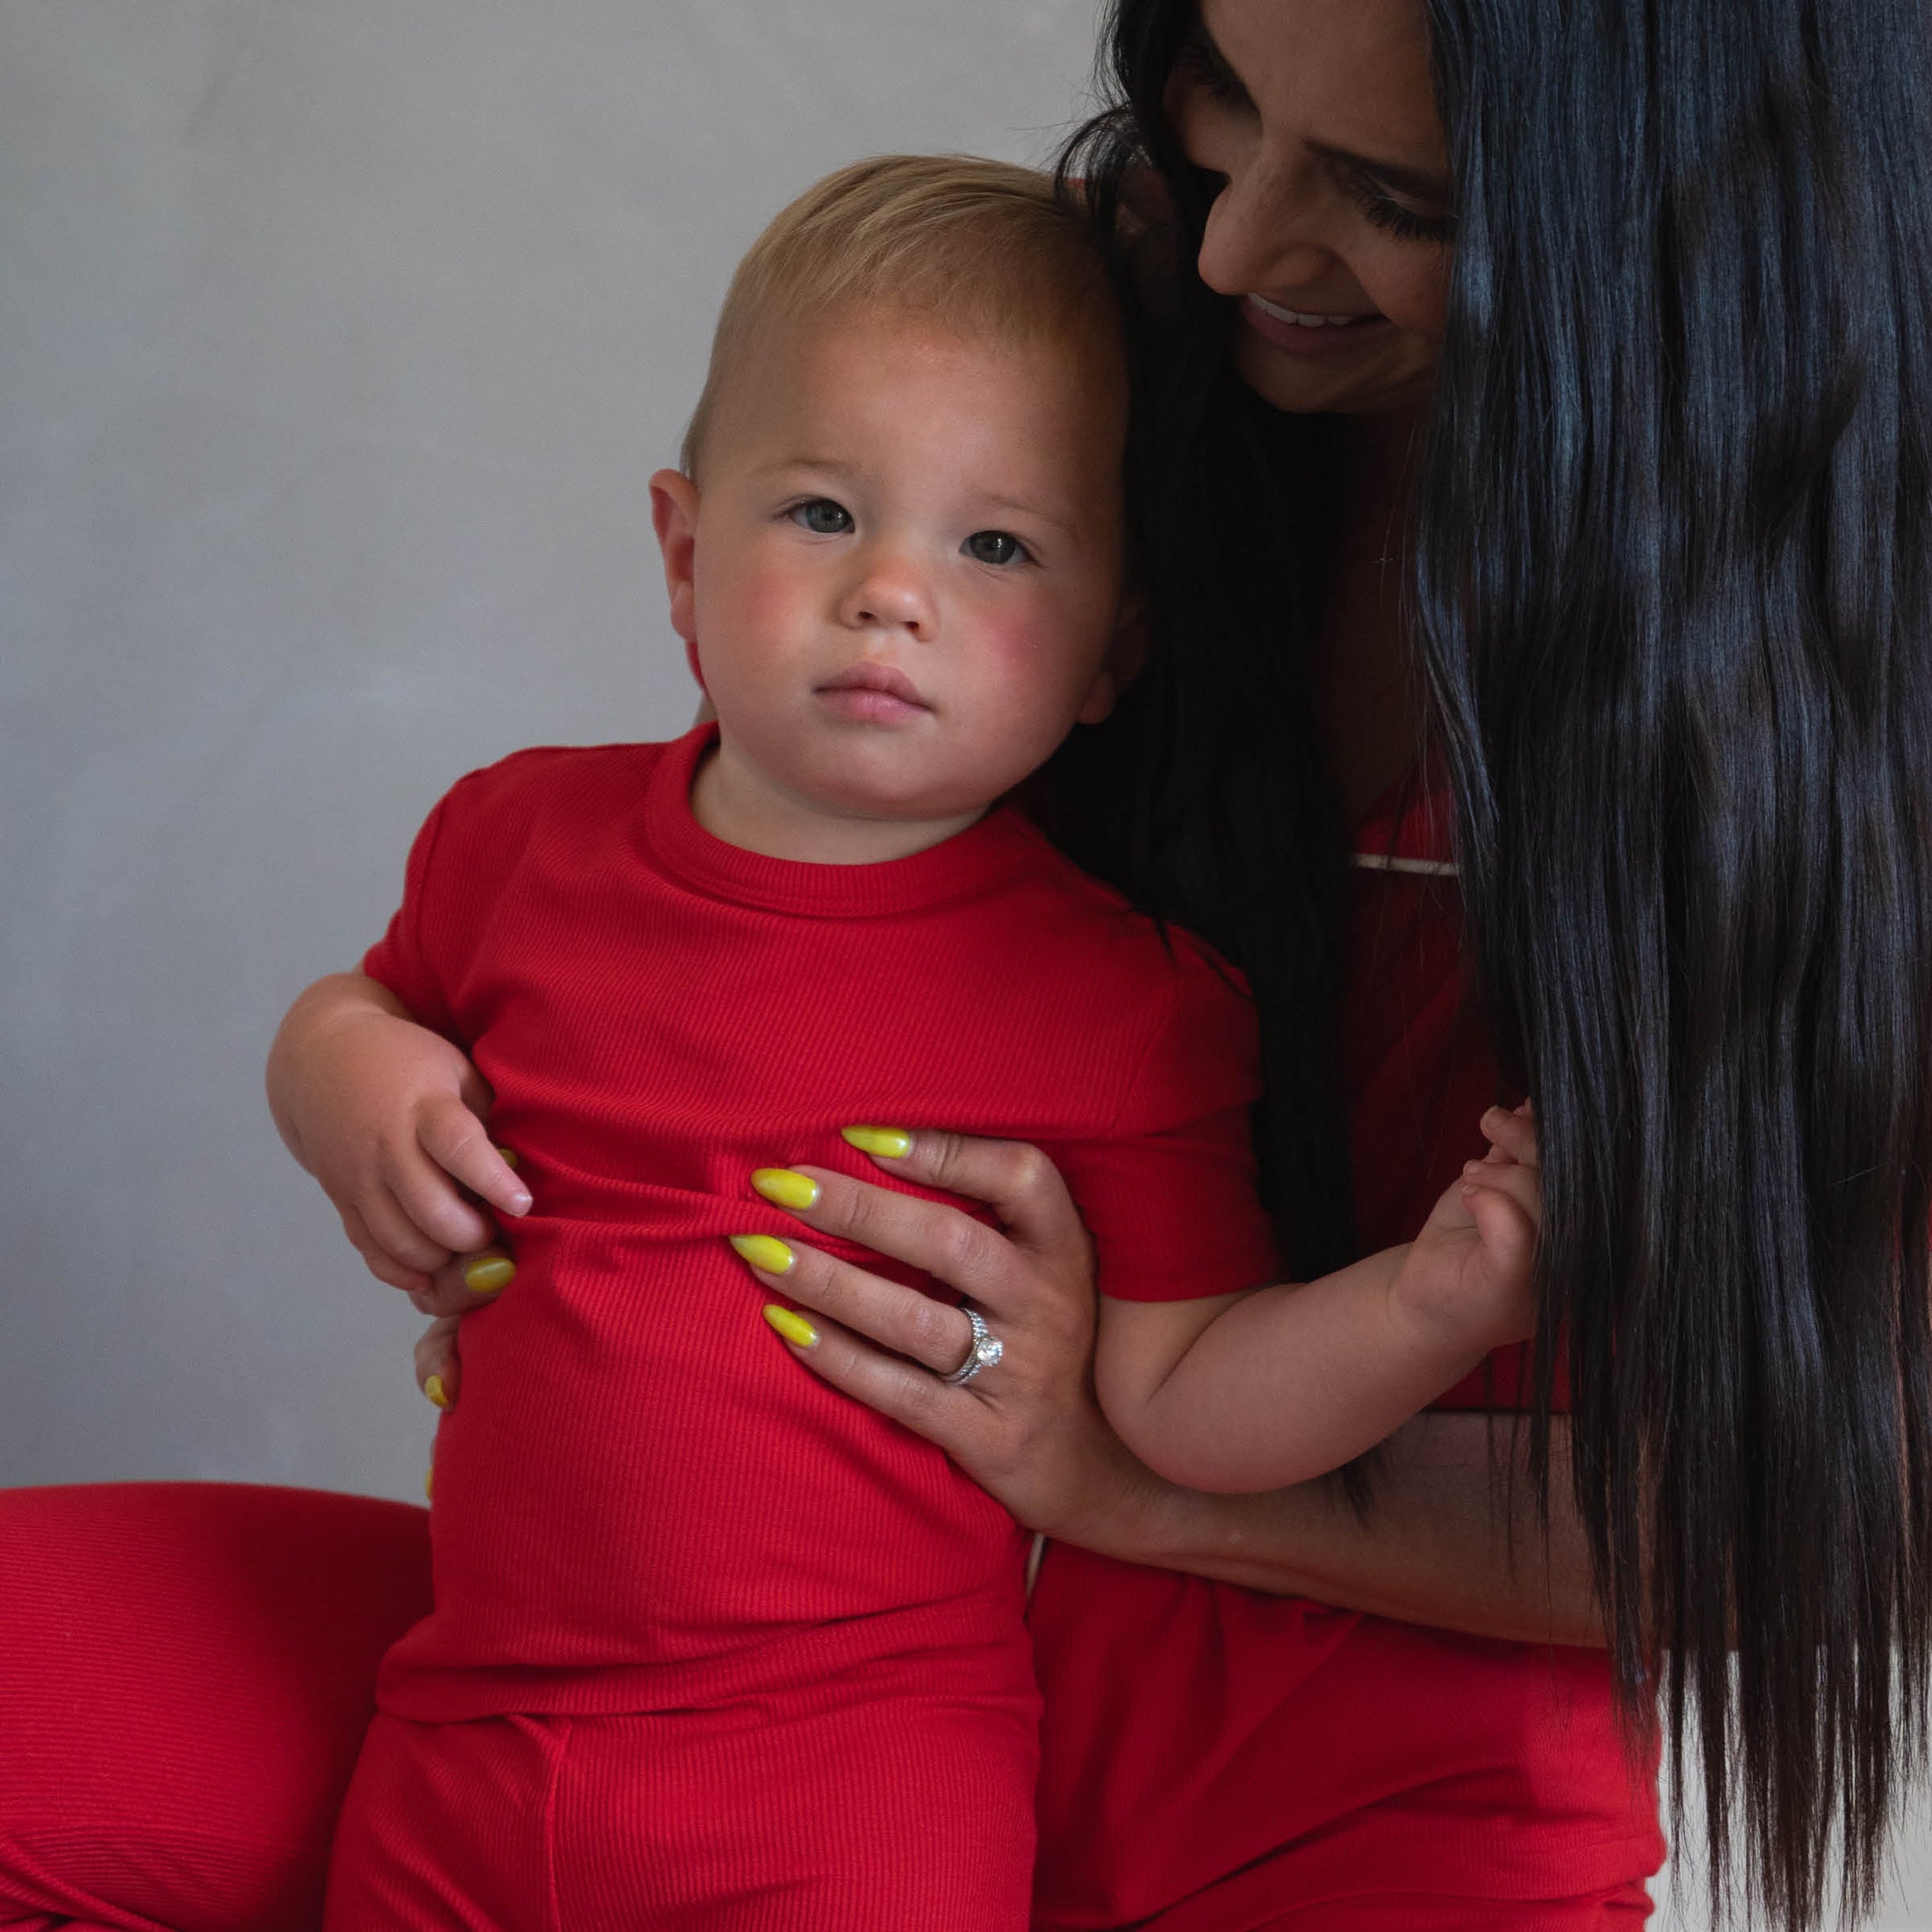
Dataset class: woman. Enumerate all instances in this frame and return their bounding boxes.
[3,0,1927,1926]
[681,0,1932,1923]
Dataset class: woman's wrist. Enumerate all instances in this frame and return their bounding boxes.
[1042,1411,1610,1647]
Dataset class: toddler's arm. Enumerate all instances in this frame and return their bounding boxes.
[1095,1106,1540,1492]
[266,972,530,1294]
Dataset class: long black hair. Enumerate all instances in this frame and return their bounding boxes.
[1039,40,1359,1284]
[1056,0,1932,1924]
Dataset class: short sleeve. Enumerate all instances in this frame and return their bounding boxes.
[1046,944,1282,1303]
[360,789,459,1039]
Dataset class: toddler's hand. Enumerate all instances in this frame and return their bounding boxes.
[1393,1103,1541,1355]
[269,975,530,1298]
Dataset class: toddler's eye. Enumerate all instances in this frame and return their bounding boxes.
[963,530,1027,566]
[789,499,854,534]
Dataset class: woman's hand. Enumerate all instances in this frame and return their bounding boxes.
[727,1128,1159,1542]
[720,1123,1607,1645]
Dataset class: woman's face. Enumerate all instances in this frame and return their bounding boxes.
[1166,0,1453,418]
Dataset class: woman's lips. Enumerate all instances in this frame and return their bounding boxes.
[814,663,931,723]
[1241,292,1393,357]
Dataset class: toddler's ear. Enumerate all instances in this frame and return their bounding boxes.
[1077,594,1150,725]
[649,470,703,661]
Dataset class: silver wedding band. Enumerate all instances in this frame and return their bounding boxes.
[938,1303,1004,1387]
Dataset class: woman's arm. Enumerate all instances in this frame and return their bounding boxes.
[712,1128,1605,1648]
[1091,1406,1601,1646]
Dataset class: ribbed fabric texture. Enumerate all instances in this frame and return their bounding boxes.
[1026,774,1667,1928]
[0,1481,430,1932]
[328,1663,1038,1929]
[362,725,1277,1724]
[0,761,1665,1932]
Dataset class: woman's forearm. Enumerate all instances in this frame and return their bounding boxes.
[1071,1410,1607,1647]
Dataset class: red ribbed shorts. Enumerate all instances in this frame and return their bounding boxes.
[324,1668,1038,1931]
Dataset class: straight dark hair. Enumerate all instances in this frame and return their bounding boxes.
[1056,0,1932,1924]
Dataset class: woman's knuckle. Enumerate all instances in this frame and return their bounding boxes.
[804,1259,855,1321]
[1006,1144,1053,1198]
[919,1131,967,1189]
[908,1295,961,1358]
[830,1181,876,1242]
[896,1368,944,1429]
[935,1214,991,1280]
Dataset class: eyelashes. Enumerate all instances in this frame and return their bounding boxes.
[1347,176,1458,245]
[1169,29,1459,247]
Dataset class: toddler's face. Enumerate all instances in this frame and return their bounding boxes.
[651,304,1134,857]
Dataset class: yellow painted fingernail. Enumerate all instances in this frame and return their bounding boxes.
[464,1255,516,1294]
[752,1167,820,1210]
[729,1234,795,1275]
[496,1146,520,1168]
[842,1124,912,1159]
[762,1304,819,1347]
[424,1374,451,1410]
[423,1467,435,1502]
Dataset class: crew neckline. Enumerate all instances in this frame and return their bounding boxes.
[1352,760,1455,869]
[639,723,1047,919]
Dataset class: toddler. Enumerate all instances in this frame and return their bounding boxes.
[270,155,1538,1930]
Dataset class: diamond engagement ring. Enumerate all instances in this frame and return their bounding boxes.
[938,1304,1004,1387]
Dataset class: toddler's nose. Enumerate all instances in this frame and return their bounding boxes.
[840,551,936,638]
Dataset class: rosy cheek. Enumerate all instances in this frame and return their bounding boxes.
[701,560,803,646]
[977,609,1048,670]
[976,604,1095,715]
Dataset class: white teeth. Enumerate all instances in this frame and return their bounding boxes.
[1250,293,1368,328]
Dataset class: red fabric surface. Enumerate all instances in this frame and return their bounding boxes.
[1025,775,1663,1927]
[360,724,1277,1721]
[0,1482,429,1932]
[325,1654,1036,1929]
[0,746,1664,1931]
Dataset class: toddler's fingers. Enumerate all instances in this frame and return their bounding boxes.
[386,1153,500,1258]
[354,1183,459,1277]
[1479,1104,1540,1169]
[416,1094,532,1222]
[1463,1155,1542,1230]
[336,1200,435,1296]
[1461,1177,1539,1292]
[415,1315,463,1408]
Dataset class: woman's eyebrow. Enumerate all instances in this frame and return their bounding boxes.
[1306,141,1453,205]
[1186,20,1453,206]
[1182,19,1256,110]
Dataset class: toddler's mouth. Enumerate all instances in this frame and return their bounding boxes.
[815,664,931,720]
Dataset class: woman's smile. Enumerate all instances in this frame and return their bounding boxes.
[1241,292,1395,357]
[1172,0,1453,415]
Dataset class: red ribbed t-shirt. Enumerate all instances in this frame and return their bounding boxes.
[362,724,1281,1721]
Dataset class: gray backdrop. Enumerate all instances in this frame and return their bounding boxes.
[4,4,1925,1922]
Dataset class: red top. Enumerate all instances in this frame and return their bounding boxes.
[362,725,1280,1720]
[1026,775,1665,1924]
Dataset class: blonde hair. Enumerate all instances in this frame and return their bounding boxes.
[681,154,1122,477]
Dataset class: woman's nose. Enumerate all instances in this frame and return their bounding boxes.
[1194,157,1332,297]
[839,550,937,638]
